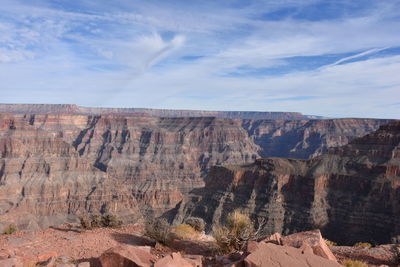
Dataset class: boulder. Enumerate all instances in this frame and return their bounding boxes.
[331,244,400,266]
[244,242,342,267]
[99,245,157,267]
[154,252,193,267]
[281,229,337,261]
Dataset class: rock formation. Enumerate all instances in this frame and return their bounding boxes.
[0,103,324,119]
[168,121,400,245]
[0,106,394,231]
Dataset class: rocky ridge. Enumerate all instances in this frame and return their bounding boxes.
[0,103,325,119]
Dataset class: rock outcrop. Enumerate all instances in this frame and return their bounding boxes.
[0,108,394,230]
[168,121,400,245]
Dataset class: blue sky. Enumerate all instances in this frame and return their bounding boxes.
[0,0,399,118]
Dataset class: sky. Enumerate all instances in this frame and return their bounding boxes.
[0,0,399,118]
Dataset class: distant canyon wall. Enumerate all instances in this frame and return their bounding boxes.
[168,121,400,245]
[0,108,394,230]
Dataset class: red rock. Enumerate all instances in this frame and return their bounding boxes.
[244,242,342,267]
[99,245,157,267]
[259,232,282,245]
[183,254,203,267]
[37,251,59,262]
[245,241,260,254]
[281,230,337,261]
[154,252,193,267]
[331,244,400,266]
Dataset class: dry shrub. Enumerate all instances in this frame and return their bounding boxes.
[3,223,17,235]
[145,218,171,245]
[173,224,198,240]
[79,213,122,229]
[341,259,368,267]
[212,210,253,252]
[324,238,337,246]
[101,213,123,228]
[353,242,372,248]
[185,217,205,232]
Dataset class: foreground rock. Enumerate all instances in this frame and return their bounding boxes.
[331,244,400,266]
[154,252,194,267]
[281,230,337,261]
[99,245,157,267]
[244,242,342,267]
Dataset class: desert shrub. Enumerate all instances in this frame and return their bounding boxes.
[173,224,198,240]
[145,218,171,245]
[212,210,253,252]
[353,242,372,248]
[185,217,205,232]
[324,238,337,246]
[341,259,368,267]
[79,213,122,229]
[3,223,17,235]
[101,213,123,228]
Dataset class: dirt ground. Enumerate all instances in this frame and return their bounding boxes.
[0,224,155,266]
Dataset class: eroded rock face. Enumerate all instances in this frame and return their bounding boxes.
[0,110,394,230]
[169,121,400,245]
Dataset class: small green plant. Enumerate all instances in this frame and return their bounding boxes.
[353,242,372,248]
[144,218,171,245]
[341,259,368,267]
[3,223,17,235]
[212,210,253,253]
[184,217,205,232]
[173,224,198,240]
[324,238,337,246]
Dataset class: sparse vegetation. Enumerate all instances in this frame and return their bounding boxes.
[3,223,17,235]
[144,218,171,245]
[353,242,372,248]
[212,210,253,252]
[101,213,123,228]
[173,224,198,240]
[79,213,122,229]
[185,217,205,232]
[324,238,337,246]
[341,259,368,267]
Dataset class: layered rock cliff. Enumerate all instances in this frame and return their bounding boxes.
[168,121,400,245]
[0,110,394,231]
[0,103,324,120]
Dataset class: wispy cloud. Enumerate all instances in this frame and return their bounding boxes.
[0,0,399,118]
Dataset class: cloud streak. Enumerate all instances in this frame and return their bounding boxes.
[0,0,399,118]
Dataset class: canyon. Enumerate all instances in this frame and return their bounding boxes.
[169,121,400,245]
[0,104,396,238]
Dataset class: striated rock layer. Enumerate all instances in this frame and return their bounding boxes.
[0,103,325,120]
[168,121,400,245]
[0,111,394,231]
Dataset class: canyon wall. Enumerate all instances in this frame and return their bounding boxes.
[0,104,324,120]
[168,121,400,245]
[0,108,394,231]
